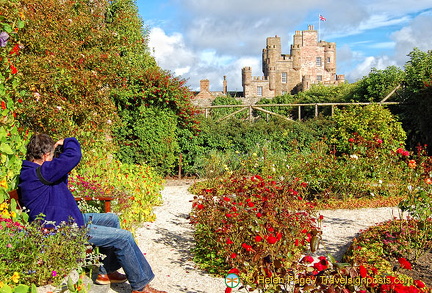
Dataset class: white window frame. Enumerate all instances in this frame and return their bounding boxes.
[257,86,263,96]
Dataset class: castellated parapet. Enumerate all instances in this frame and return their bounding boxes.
[242,25,344,98]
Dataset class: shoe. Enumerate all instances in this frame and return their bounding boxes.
[95,271,127,285]
[132,284,167,293]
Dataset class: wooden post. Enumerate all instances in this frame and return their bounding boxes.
[298,106,301,121]
[249,105,253,122]
[178,153,182,180]
[315,104,318,117]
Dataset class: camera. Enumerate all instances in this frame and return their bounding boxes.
[54,145,63,158]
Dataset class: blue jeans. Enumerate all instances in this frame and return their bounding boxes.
[83,213,155,290]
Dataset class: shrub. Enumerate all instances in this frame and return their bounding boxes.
[329,104,406,155]
[190,175,319,292]
[0,209,97,287]
[115,106,179,175]
[74,149,164,232]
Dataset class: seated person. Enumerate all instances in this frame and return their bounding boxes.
[18,134,166,293]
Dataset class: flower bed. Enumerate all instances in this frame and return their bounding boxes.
[190,175,430,292]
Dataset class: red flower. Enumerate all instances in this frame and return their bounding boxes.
[241,243,253,251]
[9,64,18,74]
[228,268,239,274]
[225,213,232,218]
[9,43,20,55]
[266,235,278,244]
[223,197,230,202]
[313,261,327,271]
[247,202,255,207]
[255,235,262,242]
[226,238,233,244]
[17,98,23,103]
[267,227,274,232]
[225,287,232,293]
[301,255,314,263]
[230,253,237,259]
[256,212,262,218]
[294,239,299,246]
[398,258,412,270]
[348,138,355,142]
[414,280,425,288]
[359,265,367,278]
[1,101,6,109]
[197,204,204,209]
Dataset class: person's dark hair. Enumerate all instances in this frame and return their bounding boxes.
[26,134,55,161]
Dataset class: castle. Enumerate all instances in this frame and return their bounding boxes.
[194,25,344,101]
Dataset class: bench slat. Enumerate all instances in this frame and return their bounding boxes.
[7,190,113,213]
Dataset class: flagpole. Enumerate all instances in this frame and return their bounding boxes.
[318,14,320,41]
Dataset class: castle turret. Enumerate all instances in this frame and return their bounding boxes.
[263,36,281,76]
[324,43,336,72]
[291,31,302,70]
[242,67,252,87]
[268,66,276,91]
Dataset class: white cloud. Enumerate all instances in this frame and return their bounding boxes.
[148,27,196,74]
[142,1,432,92]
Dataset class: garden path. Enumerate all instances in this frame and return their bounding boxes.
[56,180,402,293]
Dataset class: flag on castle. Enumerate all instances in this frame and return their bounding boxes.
[319,14,326,21]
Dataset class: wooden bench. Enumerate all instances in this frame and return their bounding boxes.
[7,189,114,213]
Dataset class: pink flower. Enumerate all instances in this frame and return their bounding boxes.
[52,271,57,277]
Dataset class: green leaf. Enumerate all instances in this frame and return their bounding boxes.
[12,284,30,293]
[0,143,14,155]
[0,284,13,293]
[2,23,12,33]
[17,20,25,29]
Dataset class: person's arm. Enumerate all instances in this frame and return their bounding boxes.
[39,137,82,183]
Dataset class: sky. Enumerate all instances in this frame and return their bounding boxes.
[137,0,432,92]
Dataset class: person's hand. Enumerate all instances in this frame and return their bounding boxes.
[54,139,64,149]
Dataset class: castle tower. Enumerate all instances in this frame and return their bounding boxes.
[263,36,281,76]
[324,43,336,72]
[268,66,276,91]
[292,31,302,70]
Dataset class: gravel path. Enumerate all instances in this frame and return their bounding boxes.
[83,180,403,293]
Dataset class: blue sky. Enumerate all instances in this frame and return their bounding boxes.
[137,0,432,92]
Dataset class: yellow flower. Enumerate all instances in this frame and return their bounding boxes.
[11,272,20,283]
[0,281,4,288]
[10,211,16,218]
[0,202,8,211]
[2,210,10,219]
[0,180,7,189]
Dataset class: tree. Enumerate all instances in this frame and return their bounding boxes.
[350,66,405,102]
[401,48,432,151]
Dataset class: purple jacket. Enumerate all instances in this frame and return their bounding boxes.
[18,137,84,227]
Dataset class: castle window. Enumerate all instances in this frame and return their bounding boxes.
[327,57,331,63]
[317,75,322,81]
[281,72,287,83]
[316,57,322,67]
[257,86,263,96]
